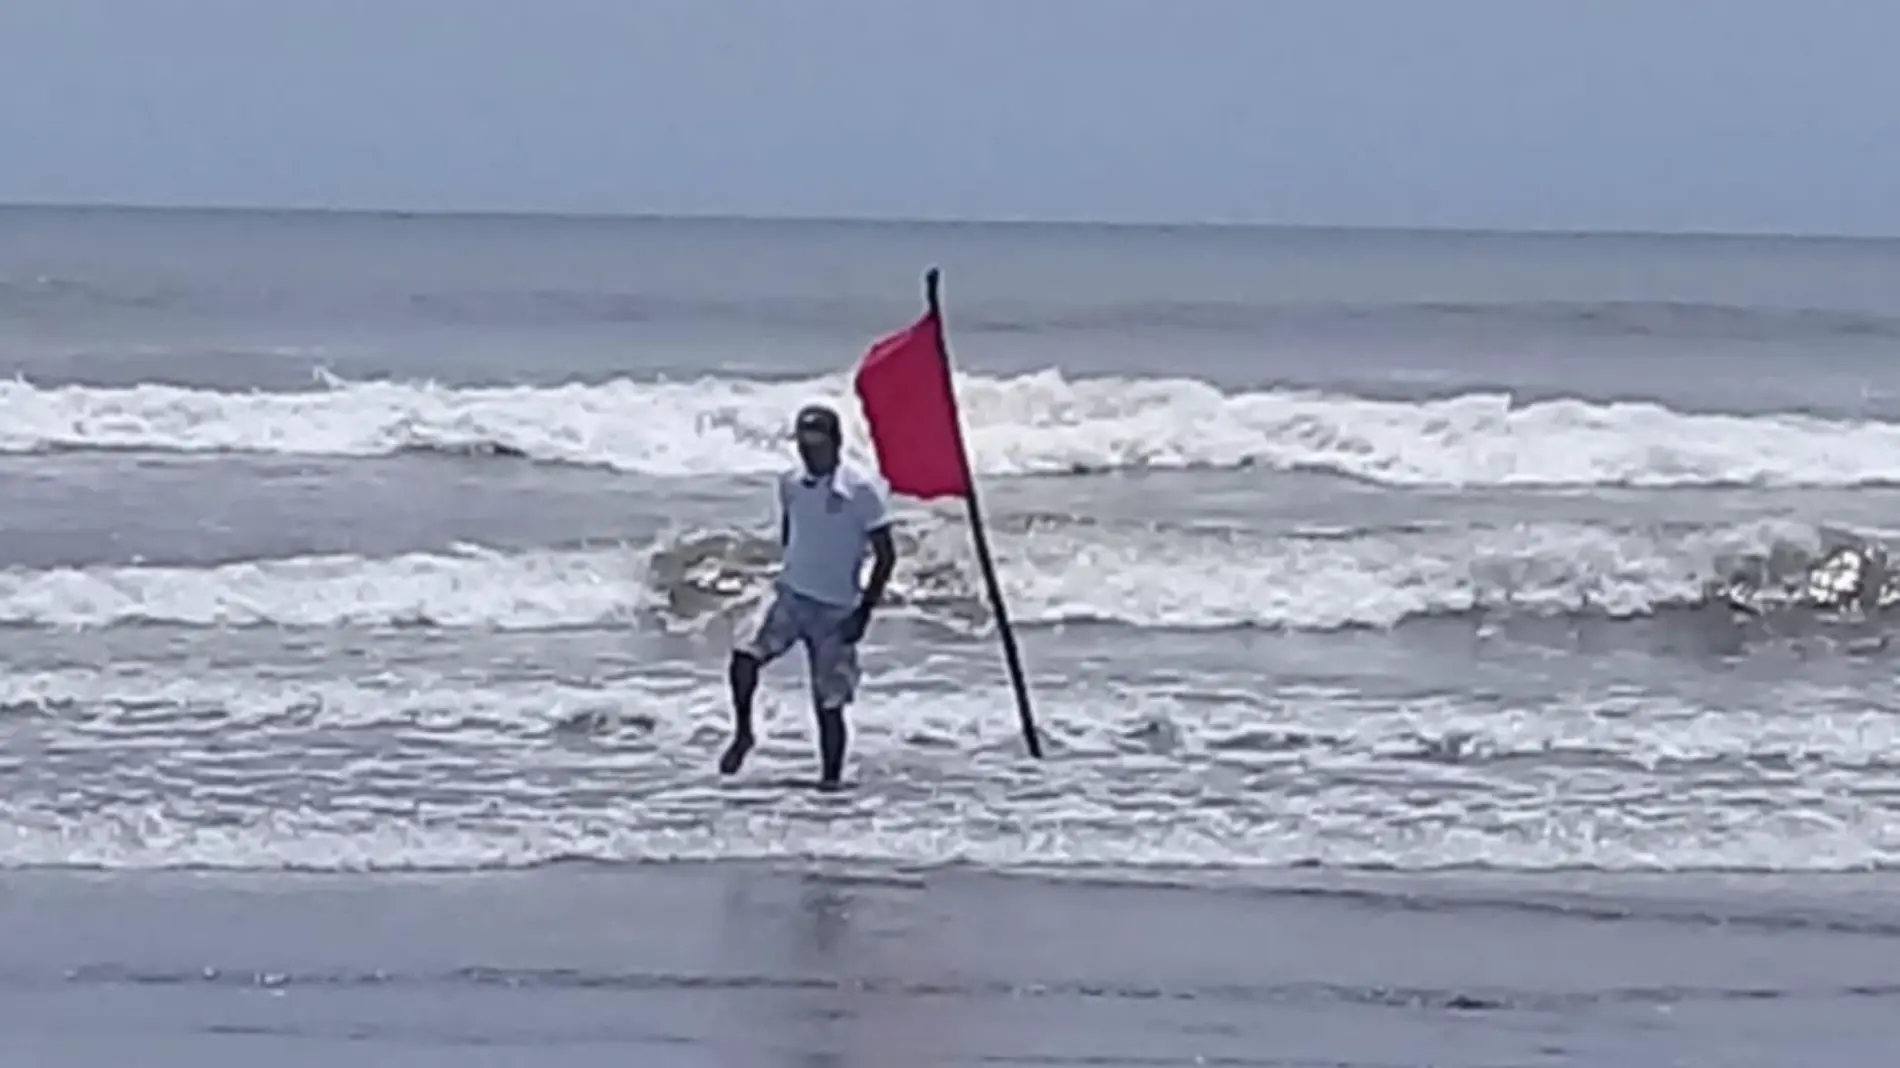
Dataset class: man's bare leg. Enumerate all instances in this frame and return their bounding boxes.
[720,651,760,774]
[814,701,847,790]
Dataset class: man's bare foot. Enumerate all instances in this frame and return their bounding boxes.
[718,730,754,775]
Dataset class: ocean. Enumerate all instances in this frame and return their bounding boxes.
[5,204,1900,1065]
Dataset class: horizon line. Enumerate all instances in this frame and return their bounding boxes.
[3,197,1896,244]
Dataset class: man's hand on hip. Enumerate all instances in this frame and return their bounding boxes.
[840,602,874,644]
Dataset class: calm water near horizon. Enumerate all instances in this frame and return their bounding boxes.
[6,204,1900,1064]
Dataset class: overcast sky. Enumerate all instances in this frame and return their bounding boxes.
[2,0,1895,235]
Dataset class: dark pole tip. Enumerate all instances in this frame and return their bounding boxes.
[924,267,941,311]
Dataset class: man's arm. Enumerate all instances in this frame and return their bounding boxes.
[776,474,790,548]
[862,524,896,608]
[843,479,896,642]
[860,476,896,607]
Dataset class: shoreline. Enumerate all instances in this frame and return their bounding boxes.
[15,858,1900,962]
[15,855,1900,899]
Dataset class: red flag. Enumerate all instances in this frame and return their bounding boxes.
[853,308,973,500]
[853,270,1041,759]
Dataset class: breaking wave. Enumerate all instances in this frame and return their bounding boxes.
[8,370,1900,487]
[0,516,1868,632]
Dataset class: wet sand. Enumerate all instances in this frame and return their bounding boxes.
[5,864,1899,1066]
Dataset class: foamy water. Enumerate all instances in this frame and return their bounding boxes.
[6,659,1900,874]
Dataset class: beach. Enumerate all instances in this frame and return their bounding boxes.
[8,865,1900,1066]
[7,205,1900,1064]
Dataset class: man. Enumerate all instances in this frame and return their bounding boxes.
[719,403,897,789]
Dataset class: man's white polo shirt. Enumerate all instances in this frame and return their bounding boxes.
[777,460,893,607]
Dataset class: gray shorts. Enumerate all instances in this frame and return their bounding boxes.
[735,588,861,710]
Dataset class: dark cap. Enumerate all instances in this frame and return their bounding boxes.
[794,404,841,442]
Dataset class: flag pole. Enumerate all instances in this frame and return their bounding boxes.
[922,268,1043,759]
